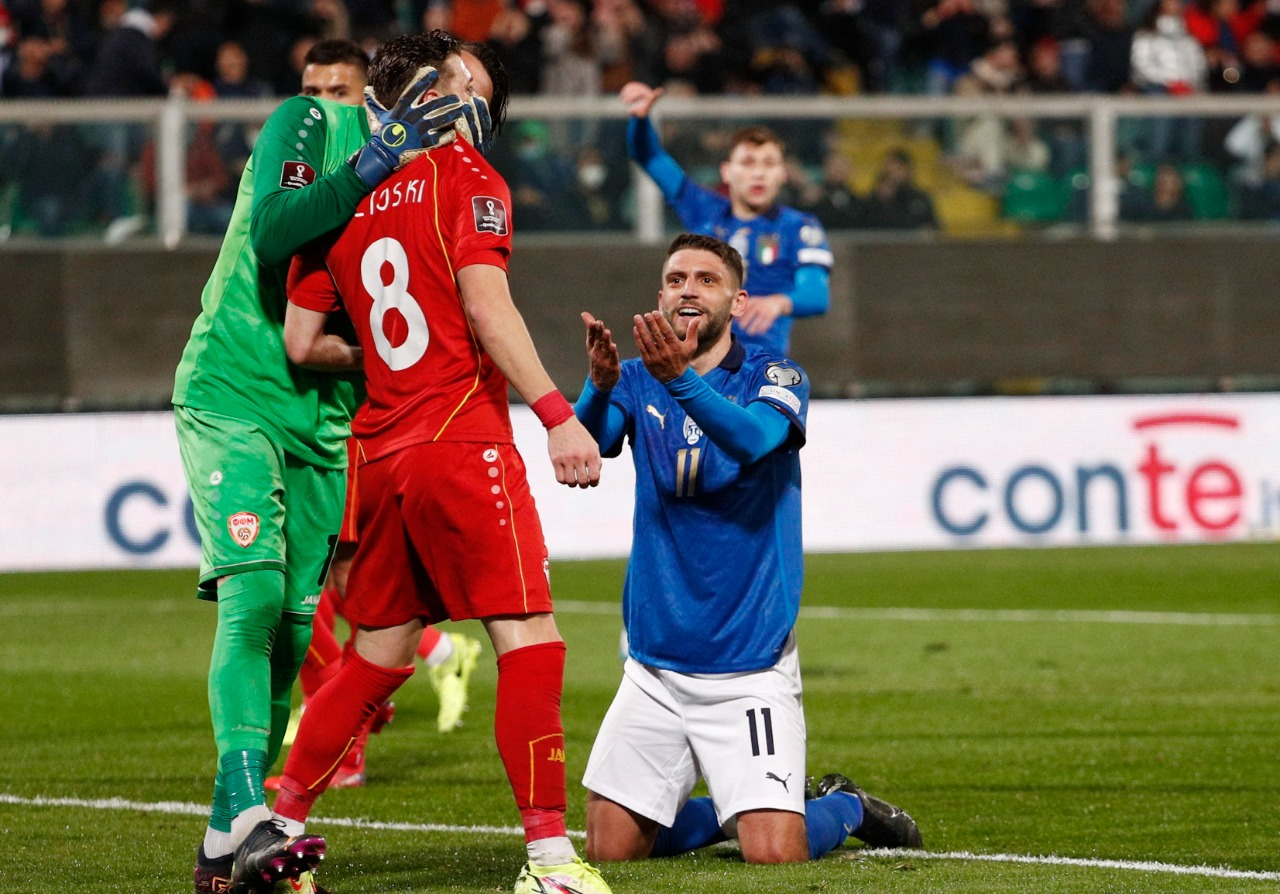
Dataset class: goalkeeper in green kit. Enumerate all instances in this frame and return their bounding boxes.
[172,46,492,894]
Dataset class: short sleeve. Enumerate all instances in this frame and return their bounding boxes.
[287,241,342,314]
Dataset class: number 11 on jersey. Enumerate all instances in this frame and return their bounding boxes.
[675,447,701,497]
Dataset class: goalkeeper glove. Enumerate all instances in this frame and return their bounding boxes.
[456,95,494,156]
[348,66,467,188]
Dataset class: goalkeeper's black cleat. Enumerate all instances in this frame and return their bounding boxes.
[229,819,326,893]
[194,845,234,894]
[814,773,923,849]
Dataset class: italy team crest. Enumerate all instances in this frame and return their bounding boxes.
[227,511,260,548]
[757,234,779,266]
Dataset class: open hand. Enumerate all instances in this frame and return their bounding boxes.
[633,311,697,383]
[582,311,621,391]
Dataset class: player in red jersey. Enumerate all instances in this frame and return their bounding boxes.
[277,41,484,795]
[275,33,613,894]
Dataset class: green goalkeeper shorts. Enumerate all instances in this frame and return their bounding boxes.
[175,405,346,614]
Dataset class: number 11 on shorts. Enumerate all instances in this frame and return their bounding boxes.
[746,707,775,757]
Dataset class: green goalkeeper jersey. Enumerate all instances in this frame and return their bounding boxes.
[173,96,372,469]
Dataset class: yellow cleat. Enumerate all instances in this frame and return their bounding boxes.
[272,869,330,893]
[282,704,304,748]
[513,858,612,894]
[426,633,481,733]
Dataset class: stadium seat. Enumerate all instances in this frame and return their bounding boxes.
[1002,170,1066,223]
[1181,164,1231,220]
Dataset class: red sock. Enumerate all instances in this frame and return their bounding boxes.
[495,641,568,843]
[275,646,414,821]
[415,624,444,661]
[299,585,343,700]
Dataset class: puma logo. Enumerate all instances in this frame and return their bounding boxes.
[766,772,792,792]
[646,405,667,428]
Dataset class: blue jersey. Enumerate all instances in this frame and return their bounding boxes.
[604,341,810,674]
[672,181,833,356]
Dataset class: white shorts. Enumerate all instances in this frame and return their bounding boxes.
[583,633,806,827]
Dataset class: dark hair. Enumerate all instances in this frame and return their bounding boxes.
[728,124,784,156]
[666,234,745,291]
[304,39,369,72]
[368,31,463,106]
[461,40,509,137]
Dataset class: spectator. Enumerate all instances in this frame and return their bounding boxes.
[1,35,65,95]
[1184,0,1251,90]
[859,148,940,229]
[84,0,178,240]
[8,0,91,90]
[3,121,95,235]
[213,39,270,98]
[1125,161,1197,221]
[1130,0,1208,161]
[818,0,908,94]
[747,4,836,94]
[652,0,724,93]
[1237,138,1280,219]
[951,40,1025,189]
[1223,75,1280,178]
[1026,36,1089,173]
[540,0,599,98]
[487,2,542,94]
[791,148,866,229]
[594,0,663,91]
[554,145,627,229]
[1082,0,1134,93]
[915,0,992,96]
[139,78,234,236]
[1234,29,1278,90]
[309,0,352,44]
[83,0,174,96]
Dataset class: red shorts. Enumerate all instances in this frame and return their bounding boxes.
[344,441,553,627]
[338,438,360,545]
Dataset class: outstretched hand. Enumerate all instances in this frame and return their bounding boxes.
[581,311,621,391]
[619,81,663,118]
[633,311,698,383]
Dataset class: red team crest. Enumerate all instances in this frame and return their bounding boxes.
[227,511,260,547]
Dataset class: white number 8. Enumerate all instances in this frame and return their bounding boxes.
[361,236,428,371]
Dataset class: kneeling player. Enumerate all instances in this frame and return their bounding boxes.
[575,234,923,863]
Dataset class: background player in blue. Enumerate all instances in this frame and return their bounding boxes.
[619,81,833,357]
[574,234,920,864]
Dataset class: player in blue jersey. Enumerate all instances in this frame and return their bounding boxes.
[619,81,833,357]
[574,233,921,864]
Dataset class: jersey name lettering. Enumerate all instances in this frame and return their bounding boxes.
[367,178,427,216]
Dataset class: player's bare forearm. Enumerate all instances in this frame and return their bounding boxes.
[633,311,697,383]
[283,304,364,371]
[581,311,621,391]
[298,335,363,371]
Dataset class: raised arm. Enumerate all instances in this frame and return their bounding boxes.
[620,82,685,203]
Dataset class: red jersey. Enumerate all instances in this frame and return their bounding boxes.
[290,141,515,460]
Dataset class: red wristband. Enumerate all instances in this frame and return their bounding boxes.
[531,391,574,430]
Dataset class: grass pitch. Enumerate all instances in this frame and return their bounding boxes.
[2,543,1279,893]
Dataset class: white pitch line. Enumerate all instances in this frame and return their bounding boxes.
[554,600,1280,628]
[861,848,1280,881]
[2,793,1277,881]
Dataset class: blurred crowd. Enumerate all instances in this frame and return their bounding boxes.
[6,0,1280,236]
[11,0,1280,101]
